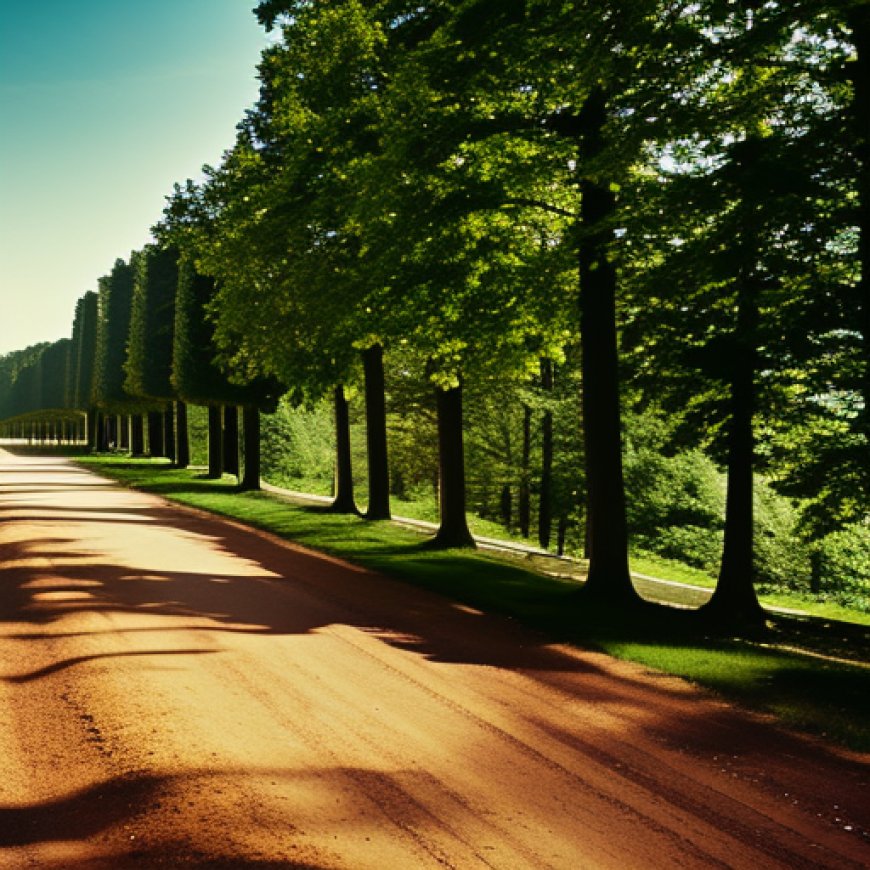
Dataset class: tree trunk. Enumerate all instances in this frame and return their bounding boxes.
[176,401,189,469]
[95,413,108,452]
[432,382,475,548]
[362,344,391,519]
[207,405,223,478]
[538,358,554,550]
[701,278,765,627]
[87,409,97,451]
[576,87,639,605]
[500,484,512,528]
[130,414,145,455]
[223,405,239,477]
[147,411,164,457]
[107,416,117,449]
[519,404,531,537]
[240,406,261,491]
[119,415,130,451]
[331,385,357,513]
[163,403,176,464]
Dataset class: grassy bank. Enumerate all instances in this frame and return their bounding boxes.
[76,454,870,753]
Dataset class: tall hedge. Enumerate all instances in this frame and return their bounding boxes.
[92,258,140,413]
[126,244,180,402]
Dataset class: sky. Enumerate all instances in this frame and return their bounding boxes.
[0,0,272,356]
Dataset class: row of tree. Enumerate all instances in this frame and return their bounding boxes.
[0,248,278,487]
[2,0,867,629]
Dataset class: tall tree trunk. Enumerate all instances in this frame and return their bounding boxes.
[362,344,391,519]
[701,278,765,626]
[95,413,108,451]
[119,415,130,451]
[130,414,145,455]
[207,405,223,478]
[849,9,870,492]
[147,411,164,457]
[500,484,512,528]
[86,409,97,451]
[176,401,189,469]
[331,385,357,513]
[163,403,176,463]
[538,358,554,550]
[432,382,475,548]
[223,405,239,477]
[576,87,638,605]
[240,406,261,491]
[518,404,531,537]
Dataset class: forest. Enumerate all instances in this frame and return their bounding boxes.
[0,0,868,630]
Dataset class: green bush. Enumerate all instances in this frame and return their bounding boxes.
[818,523,870,611]
[625,447,725,571]
[261,398,334,491]
[753,480,812,591]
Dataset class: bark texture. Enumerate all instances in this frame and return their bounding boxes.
[331,386,357,514]
[362,345,391,520]
[223,406,239,477]
[176,401,190,469]
[432,383,475,548]
[575,88,638,604]
[207,406,223,479]
[240,406,261,492]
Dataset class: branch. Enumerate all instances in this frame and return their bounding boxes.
[502,197,576,219]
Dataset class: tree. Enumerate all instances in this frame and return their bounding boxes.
[617,0,863,625]
[70,292,99,447]
[125,243,188,466]
[92,257,143,445]
[165,249,281,488]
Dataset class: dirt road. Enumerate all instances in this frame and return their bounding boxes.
[0,450,867,869]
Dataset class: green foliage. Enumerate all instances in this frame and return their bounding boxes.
[39,339,72,411]
[171,256,253,407]
[185,403,210,467]
[818,523,870,611]
[754,480,813,591]
[0,342,49,420]
[71,292,98,411]
[260,397,336,490]
[126,244,179,402]
[92,258,142,413]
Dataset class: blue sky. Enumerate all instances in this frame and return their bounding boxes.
[0,0,271,355]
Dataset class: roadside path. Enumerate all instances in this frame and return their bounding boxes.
[261,482,726,609]
[1,450,868,868]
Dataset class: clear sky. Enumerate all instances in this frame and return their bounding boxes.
[0,0,271,356]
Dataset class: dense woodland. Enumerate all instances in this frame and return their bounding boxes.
[1,1,868,627]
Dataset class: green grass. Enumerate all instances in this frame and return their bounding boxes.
[266,472,540,544]
[77,454,870,752]
[629,551,716,588]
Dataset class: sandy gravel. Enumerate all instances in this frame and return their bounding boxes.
[0,449,867,869]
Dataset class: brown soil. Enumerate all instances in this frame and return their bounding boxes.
[0,450,868,869]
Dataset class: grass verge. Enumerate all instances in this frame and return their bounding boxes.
[77,454,870,753]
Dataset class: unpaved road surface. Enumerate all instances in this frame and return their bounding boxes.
[0,450,868,869]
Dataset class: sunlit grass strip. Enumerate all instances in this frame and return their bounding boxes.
[77,454,870,752]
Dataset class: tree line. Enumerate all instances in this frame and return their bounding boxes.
[1,0,867,629]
